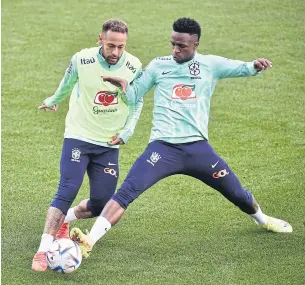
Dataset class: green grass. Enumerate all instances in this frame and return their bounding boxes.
[2,0,305,284]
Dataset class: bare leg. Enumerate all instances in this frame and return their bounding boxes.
[101,199,125,225]
[56,199,95,240]
[43,206,65,237]
[74,199,94,219]
[70,199,124,256]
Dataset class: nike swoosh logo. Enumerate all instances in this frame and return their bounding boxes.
[108,162,117,166]
[211,161,219,168]
[162,71,171,75]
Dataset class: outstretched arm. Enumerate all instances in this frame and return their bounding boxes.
[107,68,146,145]
[39,54,78,111]
[211,55,272,79]
[103,60,156,104]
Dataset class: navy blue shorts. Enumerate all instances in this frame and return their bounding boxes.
[51,138,119,215]
[112,140,254,213]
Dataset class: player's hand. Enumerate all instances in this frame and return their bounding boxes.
[108,133,125,146]
[102,76,128,93]
[254,58,273,72]
[38,104,58,112]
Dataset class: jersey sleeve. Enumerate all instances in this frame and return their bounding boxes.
[124,60,156,104]
[208,55,259,79]
[134,68,143,79]
[118,97,144,143]
[44,54,79,107]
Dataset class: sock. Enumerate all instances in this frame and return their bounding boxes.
[88,216,111,244]
[38,234,54,252]
[250,206,268,225]
[64,208,77,223]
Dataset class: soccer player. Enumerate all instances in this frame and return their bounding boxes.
[32,19,144,271]
[71,18,292,258]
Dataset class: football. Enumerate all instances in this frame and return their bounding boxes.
[46,238,82,273]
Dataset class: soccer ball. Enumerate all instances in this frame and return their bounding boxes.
[46,238,82,273]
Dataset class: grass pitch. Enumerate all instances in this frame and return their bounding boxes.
[2,0,305,284]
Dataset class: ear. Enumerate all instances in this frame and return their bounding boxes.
[97,33,103,45]
[194,41,199,49]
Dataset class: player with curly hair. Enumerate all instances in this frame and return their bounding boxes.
[71,18,292,258]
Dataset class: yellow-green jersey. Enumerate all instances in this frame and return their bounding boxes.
[44,47,143,147]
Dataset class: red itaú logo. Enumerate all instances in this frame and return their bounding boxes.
[94,91,119,106]
[171,84,196,100]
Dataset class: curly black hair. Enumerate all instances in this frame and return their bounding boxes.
[173,18,201,40]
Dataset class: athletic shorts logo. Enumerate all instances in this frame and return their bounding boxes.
[147,152,161,166]
[104,168,117,177]
[171,84,196,100]
[212,169,230,179]
[71,148,81,162]
[211,160,219,168]
[94,91,118,106]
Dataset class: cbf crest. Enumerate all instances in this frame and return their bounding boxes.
[147,152,161,166]
[188,61,200,76]
[71,148,81,162]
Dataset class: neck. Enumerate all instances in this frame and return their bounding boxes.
[177,54,196,64]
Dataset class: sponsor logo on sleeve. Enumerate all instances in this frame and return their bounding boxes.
[67,61,73,73]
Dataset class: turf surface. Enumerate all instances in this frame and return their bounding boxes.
[2,0,305,284]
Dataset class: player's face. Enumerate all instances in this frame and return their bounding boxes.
[99,31,127,65]
[171,31,199,64]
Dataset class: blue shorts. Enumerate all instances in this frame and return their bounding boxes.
[51,138,119,215]
[112,140,254,213]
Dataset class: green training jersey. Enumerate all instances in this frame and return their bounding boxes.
[44,47,143,147]
[125,52,259,144]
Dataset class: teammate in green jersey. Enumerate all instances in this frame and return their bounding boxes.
[70,18,292,259]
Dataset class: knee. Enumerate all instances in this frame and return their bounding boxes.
[50,197,71,215]
[112,178,141,209]
[51,179,82,215]
[87,198,108,217]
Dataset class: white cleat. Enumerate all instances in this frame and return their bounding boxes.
[262,216,292,233]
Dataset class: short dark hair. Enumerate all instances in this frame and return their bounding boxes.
[102,19,128,34]
[173,18,201,40]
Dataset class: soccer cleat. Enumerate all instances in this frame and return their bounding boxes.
[70,228,93,258]
[262,216,293,233]
[56,222,70,239]
[32,252,48,272]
